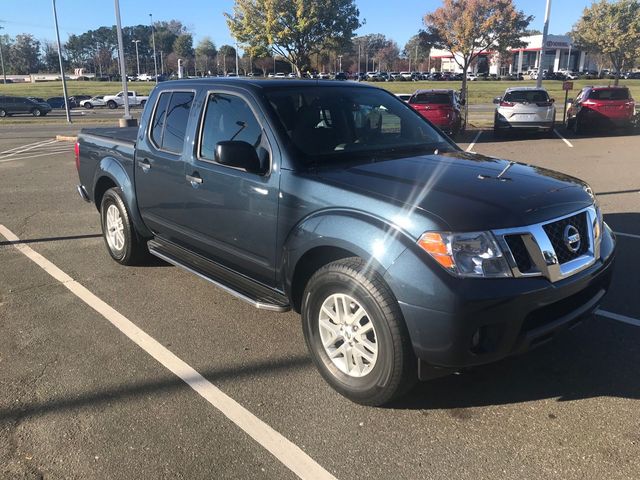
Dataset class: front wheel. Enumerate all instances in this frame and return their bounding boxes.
[84,103,93,109]
[301,258,416,406]
[0,108,7,118]
[100,187,149,265]
[31,108,42,117]
[107,100,118,109]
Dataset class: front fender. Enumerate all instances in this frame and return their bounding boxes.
[93,157,152,238]
[281,209,415,298]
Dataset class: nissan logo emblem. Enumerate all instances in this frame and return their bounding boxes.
[564,225,581,253]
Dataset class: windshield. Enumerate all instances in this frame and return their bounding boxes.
[263,86,454,164]
[503,90,550,103]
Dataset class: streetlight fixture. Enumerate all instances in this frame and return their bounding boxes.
[149,13,158,83]
[132,39,141,77]
[52,0,71,123]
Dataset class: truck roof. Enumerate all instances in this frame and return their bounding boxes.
[158,78,376,91]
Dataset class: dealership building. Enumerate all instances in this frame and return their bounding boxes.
[429,34,598,75]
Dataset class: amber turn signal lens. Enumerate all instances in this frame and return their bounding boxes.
[417,232,455,270]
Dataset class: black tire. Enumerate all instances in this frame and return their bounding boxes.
[140,100,146,108]
[0,108,7,118]
[301,258,416,406]
[493,123,503,138]
[31,108,42,117]
[100,187,149,265]
[107,100,118,110]
[572,114,583,135]
[565,116,574,131]
[84,103,93,109]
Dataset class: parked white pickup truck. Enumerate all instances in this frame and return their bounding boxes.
[103,91,149,109]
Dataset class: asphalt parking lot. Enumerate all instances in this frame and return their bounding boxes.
[1,122,639,479]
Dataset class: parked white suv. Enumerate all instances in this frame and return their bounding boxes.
[493,87,556,136]
[103,91,149,109]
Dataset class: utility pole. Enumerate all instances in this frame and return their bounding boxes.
[132,39,140,76]
[149,13,158,83]
[114,0,133,126]
[235,42,239,75]
[0,27,6,84]
[338,55,342,72]
[358,43,361,77]
[537,0,552,88]
[159,51,164,75]
[52,0,71,123]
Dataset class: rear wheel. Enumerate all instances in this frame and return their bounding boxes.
[301,258,416,406]
[100,187,149,265]
[572,114,583,134]
[140,100,146,108]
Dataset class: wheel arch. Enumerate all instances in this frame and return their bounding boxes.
[282,210,414,313]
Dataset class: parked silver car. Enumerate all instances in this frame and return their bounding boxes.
[493,87,556,136]
[80,95,107,109]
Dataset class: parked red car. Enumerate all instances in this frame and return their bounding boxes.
[566,86,636,133]
[408,89,465,136]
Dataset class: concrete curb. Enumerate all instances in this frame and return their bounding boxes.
[55,135,78,142]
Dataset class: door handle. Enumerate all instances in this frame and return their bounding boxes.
[186,173,203,185]
[139,159,151,172]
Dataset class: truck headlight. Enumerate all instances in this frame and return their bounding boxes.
[417,231,512,278]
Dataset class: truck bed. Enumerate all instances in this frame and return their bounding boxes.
[80,126,138,145]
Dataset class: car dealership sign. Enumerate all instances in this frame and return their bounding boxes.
[546,40,571,48]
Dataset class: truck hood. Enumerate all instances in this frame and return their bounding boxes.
[315,151,594,231]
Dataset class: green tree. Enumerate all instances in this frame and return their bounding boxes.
[403,32,432,71]
[195,37,217,75]
[8,34,41,74]
[225,0,361,76]
[218,44,237,73]
[424,0,531,119]
[571,0,640,85]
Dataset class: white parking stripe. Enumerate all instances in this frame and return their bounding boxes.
[0,139,58,159]
[0,139,56,156]
[0,224,337,480]
[597,310,640,327]
[0,150,72,164]
[614,231,640,240]
[466,130,482,152]
[553,129,573,148]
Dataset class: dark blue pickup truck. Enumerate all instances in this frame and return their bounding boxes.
[76,79,615,405]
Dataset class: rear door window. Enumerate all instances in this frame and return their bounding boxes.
[588,89,629,100]
[149,91,194,154]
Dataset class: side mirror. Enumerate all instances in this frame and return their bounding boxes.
[550,98,555,103]
[493,97,502,104]
[215,141,263,174]
[460,99,466,106]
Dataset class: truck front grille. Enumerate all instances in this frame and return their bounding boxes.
[504,235,532,273]
[542,212,589,264]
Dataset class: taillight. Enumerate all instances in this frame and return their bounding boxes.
[500,101,514,107]
[74,142,80,172]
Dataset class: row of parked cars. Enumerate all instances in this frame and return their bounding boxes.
[0,91,151,117]
[395,85,636,138]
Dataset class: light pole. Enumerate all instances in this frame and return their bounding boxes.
[160,51,164,75]
[132,39,141,77]
[338,55,342,72]
[537,0,552,88]
[0,27,6,84]
[149,13,158,83]
[114,0,133,126]
[235,42,239,75]
[52,0,71,123]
